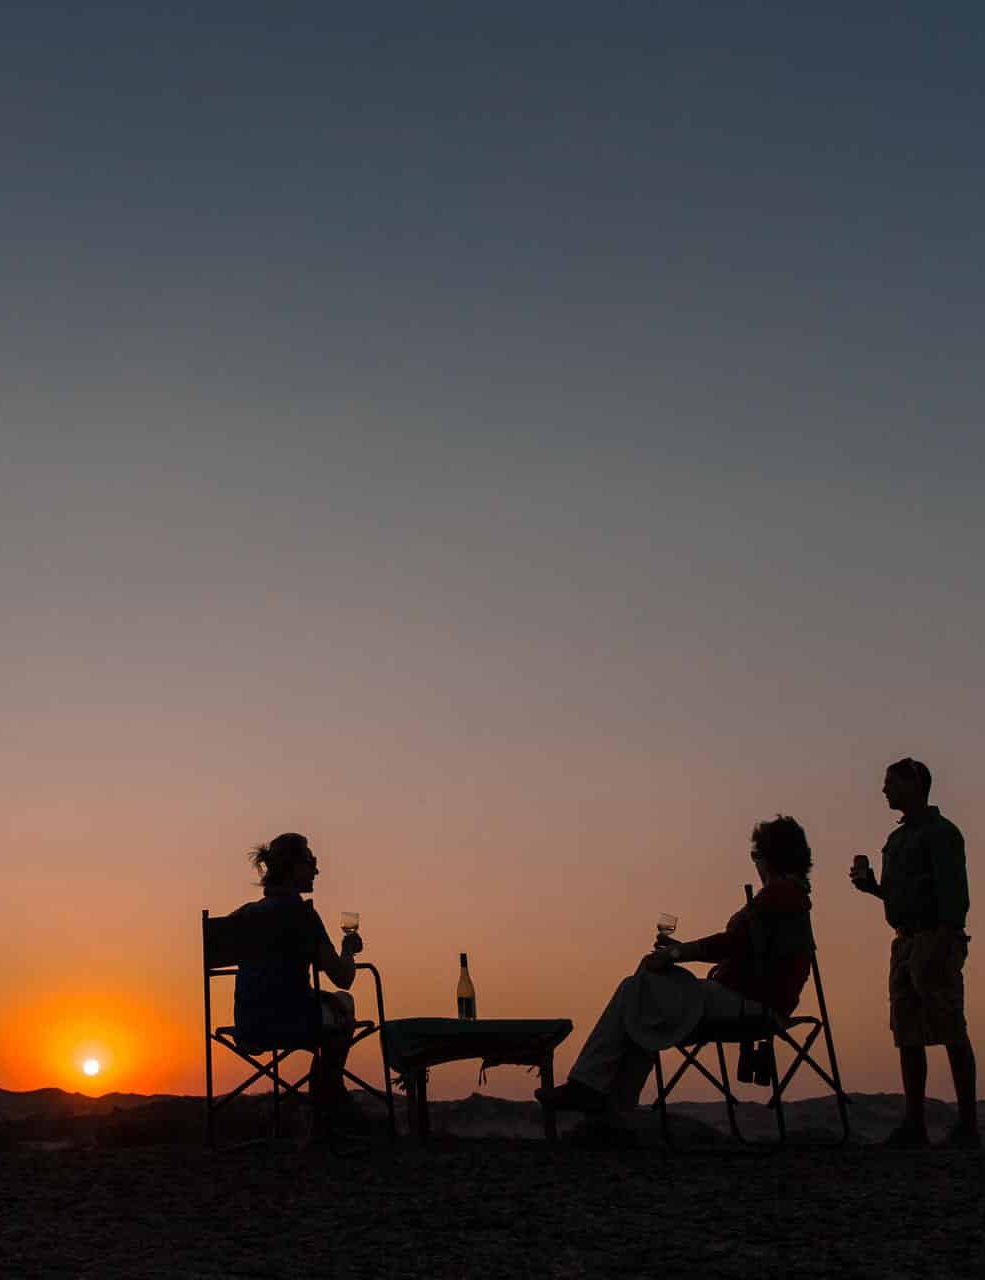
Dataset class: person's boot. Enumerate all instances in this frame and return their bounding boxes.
[753,1042,773,1087]
[938,1123,981,1150]
[736,1041,756,1083]
[535,1080,607,1113]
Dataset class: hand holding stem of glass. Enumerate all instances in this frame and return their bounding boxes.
[656,912,678,942]
[340,911,360,935]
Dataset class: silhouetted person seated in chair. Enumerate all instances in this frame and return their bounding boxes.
[233,832,363,1136]
[536,815,814,1116]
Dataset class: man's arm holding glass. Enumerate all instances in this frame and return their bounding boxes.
[849,853,883,899]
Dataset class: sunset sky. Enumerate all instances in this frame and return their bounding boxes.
[3,2,983,1105]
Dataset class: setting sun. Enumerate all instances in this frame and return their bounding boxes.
[0,987,194,1095]
[82,1058,101,1077]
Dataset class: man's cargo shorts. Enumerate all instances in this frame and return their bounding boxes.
[889,928,968,1047]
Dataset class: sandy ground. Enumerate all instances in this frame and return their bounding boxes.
[2,1136,982,1279]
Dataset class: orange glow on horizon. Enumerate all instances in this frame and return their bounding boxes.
[1,989,193,1096]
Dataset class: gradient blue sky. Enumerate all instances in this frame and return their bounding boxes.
[2,2,983,1098]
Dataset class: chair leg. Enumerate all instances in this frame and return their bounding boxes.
[668,1044,745,1105]
[273,1052,281,1139]
[203,943,215,1149]
[771,1025,852,1146]
[308,1046,321,1139]
[811,952,852,1143]
[205,1038,216,1149]
[716,1041,741,1140]
[773,1023,823,1098]
[381,1051,397,1143]
[768,1040,786,1143]
[834,1082,852,1144]
[414,1069,430,1140]
[818,1016,852,1144]
[653,1053,671,1144]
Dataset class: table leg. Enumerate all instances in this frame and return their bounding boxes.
[539,1054,557,1141]
[415,1068,430,1141]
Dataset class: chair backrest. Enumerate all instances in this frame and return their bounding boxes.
[203,901,320,973]
[741,882,816,1018]
[748,907,814,964]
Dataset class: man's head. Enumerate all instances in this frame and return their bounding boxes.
[750,815,812,884]
[883,758,932,813]
[250,832,319,894]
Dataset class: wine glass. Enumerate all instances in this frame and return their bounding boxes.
[655,913,678,941]
[340,911,360,935]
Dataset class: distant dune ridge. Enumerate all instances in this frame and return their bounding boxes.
[0,1088,184,1123]
[1,1086,979,1149]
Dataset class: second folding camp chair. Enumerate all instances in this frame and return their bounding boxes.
[202,904,396,1146]
[651,885,851,1145]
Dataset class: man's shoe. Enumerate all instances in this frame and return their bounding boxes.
[534,1080,607,1113]
[938,1124,982,1150]
[881,1123,930,1149]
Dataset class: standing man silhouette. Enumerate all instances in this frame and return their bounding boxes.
[851,758,978,1148]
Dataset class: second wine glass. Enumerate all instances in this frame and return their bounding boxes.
[655,912,678,941]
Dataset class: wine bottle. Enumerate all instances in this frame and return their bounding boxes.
[456,952,477,1020]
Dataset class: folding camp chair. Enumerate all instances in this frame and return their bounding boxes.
[202,905,396,1146]
[651,885,851,1145]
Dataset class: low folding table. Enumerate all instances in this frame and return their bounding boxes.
[382,1017,573,1139]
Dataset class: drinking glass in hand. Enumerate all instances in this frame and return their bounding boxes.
[340,911,360,935]
[656,913,678,940]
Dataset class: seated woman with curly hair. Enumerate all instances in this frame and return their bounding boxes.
[232,832,363,1133]
[536,815,814,1116]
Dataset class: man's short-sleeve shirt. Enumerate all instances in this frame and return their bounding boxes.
[880,807,969,930]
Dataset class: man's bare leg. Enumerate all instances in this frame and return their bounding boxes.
[899,1045,928,1133]
[946,1036,978,1133]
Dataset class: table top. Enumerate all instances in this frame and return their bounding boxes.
[383,1017,573,1071]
